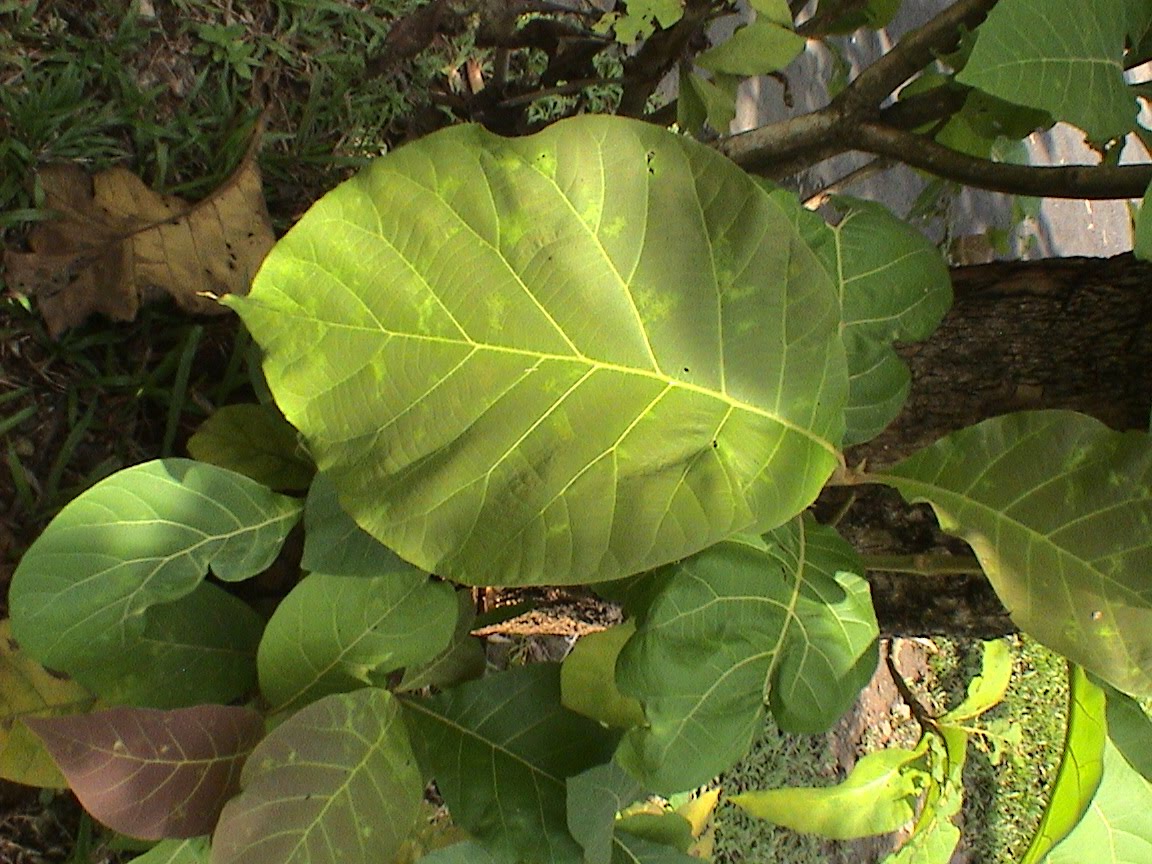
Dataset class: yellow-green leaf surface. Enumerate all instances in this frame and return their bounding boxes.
[0,620,93,787]
[696,17,806,76]
[877,411,1152,697]
[938,639,1013,725]
[957,0,1136,142]
[616,516,878,793]
[187,403,314,491]
[731,745,928,840]
[1020,665,1106,864]
[230,115,846,587]
[212,688,421,864]
[128,838,211,864]
[8,459,301,707]
[561,622,645,728]
[402,665,618,863]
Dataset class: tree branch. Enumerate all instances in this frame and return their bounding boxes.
[835,0,999,112]
[849,121,1152,198]
[617,0,718,118]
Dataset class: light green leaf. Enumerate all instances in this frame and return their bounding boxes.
[561,622,646,729]
[616,516,878,793]
[1102,682,1152,780]
[616,812,693,851]
[212,688,421,864]
[397,590,486,693]
[128,838,211,864]
[402,665,618,864]
[1020,665,1106,864]
[186,403,314,491]
[257,569,456,714]
[939,639,1013,724]
[1044,738,1152,864]
[1135,182,1152,263]
[231,115,847,588]
[9,459,300,706]
[567,761,647,864]
[957,0,1136,142]
[678,70,736,137]
[884,728,966,864]
[731,745,929,840]
[696,18,806,76]
[877,411,1152,696]
[749,0,793,26]
[611,833,699,864]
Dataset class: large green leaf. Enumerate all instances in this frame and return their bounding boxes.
[876,411,1152,696]
[1044,738,1152,864]
[616,515,878,793]
[957,0,1136,142]
[8,460,301,707]
[1020,665,1107,864]
[230,115,847,587]
[731,745,929,840]
[257,569,456,714]
[401,665,618,863]
[212,688,422,864]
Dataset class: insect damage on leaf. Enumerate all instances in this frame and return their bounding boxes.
[3,145,275,337]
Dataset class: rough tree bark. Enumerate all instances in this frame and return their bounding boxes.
[834,253,1152,637]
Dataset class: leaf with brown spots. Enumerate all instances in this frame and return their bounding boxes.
[3,150,274,337]
[25,704,264,840]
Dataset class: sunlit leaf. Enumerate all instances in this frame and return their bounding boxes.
[186,403,314,491]
[616,516,877,793]
[957,0,1136,141]
[0,619,94,787]
[1020,665,1106,864]
[230,115,847,587]
[938,639,1013,724]
[127,838,211,864]
[876,411,1152,696]
[27,704,263,840]
[561,622,646,729]
[397,590,486,693]
[731,745,929,840]
[402,665,618,863]
[884,728,966,863]
[9,460,300,707]
[696,17,806,76]
[212,688,421,864]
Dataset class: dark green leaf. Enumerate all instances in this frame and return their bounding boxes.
[1103,683,1152,780]
[561,622,646,728]
[230,115,847,588]
[696,17,806,76]
[567,761,646,864]
[397,590,486,693]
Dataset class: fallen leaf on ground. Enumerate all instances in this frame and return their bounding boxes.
[3,150,275,337]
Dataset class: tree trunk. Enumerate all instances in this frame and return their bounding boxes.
[832,253,1152,637]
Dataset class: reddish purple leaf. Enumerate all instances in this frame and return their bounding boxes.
[26,704,263,840]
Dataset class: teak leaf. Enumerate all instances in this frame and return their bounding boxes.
[957,0,1136,142]
[0,619,94,788]
[561,622,646,729]
[877,411,1152,697]
[695,17,806,76]
[187,403,314,491]
[127,838,211,864]
[231,114,847,587]
[566,761,646,864]
[3,154,274,337]
[212,688,422,864]
[616,516,878,793]
[401,665,618,863]
[26,704,263,840]
[8,459,301,707]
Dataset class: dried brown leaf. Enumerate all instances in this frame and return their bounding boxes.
[3,154,275,337]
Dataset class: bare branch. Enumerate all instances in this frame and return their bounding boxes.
[849,122,1152,198]
[714,107,846,173]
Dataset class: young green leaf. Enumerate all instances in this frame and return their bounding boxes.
[1020,665,1107,864]
[212,688,421,864]
[883,727,966,864]
[230,115,847,588]
[938,639,1013,724]
[876,411,1152,696]
[127,838,211,864]
[186,403,314,491]
[401,665,618,863]
[616,516,878,793]
[27,704,263,840]
[8,459,300,706]
[731,745,929,840]
[957,0,1136,142]
[257,569,456,714]
[561,622,646,729]
[695,18,806,77]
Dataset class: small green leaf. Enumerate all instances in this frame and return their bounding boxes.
[562,622,646,729]
[732,745,929,840]
[257,569,456,714]
[213,689,422,864]
[402,665,618,863]
[678,71,736,137]
[748,0,793,26]
[186,403,314,491]
[127,838,211,864]
[1020,665,1106,864]
[876,411,1152,697]
[616,516,877,793]
[696,18,806,76]
[616,812,693,852]
[957,0,1136,141]
[939,639,1013,724]
[884,728,966,863]
[567,761,647,864]
[9,460,301,706]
